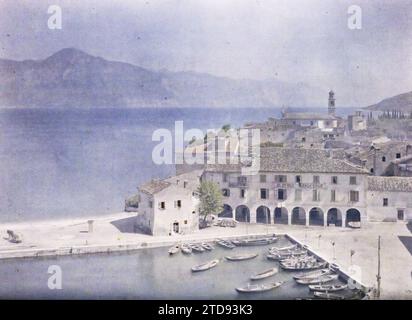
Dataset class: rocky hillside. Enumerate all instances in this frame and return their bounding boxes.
[366,91,412,112]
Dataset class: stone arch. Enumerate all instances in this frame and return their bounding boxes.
[346,208,361,227]
[309,207,324,226]
[327,208,342,227]
[291,207,306,225]
[235,205,250,223]
[274,207,288,225]
[219,204,233,218]
[256,206,271,224]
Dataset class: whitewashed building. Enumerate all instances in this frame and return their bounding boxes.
[135,171,201,236]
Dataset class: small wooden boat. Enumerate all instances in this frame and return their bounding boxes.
[216,239,236,249]
[313,291,346,300]
[269,244,297,252]
[201,242,214,251]
[268,248,307,255]
[281,261,327,271]
[233,236,278,246]
[293,268,332,280]
[296,274,339,285]
[250,267,278,280]
[309,284,348,292]
[181,243,192,255]
[190,244,205,253]
[168,244,180,255]
[267,251,307,261]
[236,281,283,293]
[226,253,258,261]
[191,259,219,272]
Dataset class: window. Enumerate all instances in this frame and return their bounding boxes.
[370,168,374,173]
[275,175,287,183]
[350,191,359,202]
[159,201,166,210]
[313,176,320,184]
[331,190,336,202]
[149,201,153,208]
[295,175,301,184]
[223,174,228,182]
[383,198,388,206]
[331,176,338,184]
[175,200,182,208]
[382,156,386,162]
[396,153,401,159]
[277,189,287,200]
[260,174,267,183]
[184,220,188,225]
[295,189,302,201]
[312,189,320,201]
[222,189,230,197]
[240,189,246,198]
[260,189,268,199]
[350,176,357,185]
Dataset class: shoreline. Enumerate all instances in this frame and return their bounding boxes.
[1,212,411,299]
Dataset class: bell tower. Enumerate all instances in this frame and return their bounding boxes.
[328,90,336,116]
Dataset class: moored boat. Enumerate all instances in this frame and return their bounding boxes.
[190,244,205,253]
[181,243,192,254]
[236,281,283,293]
[269,244,297,252]
[168,244,180,255]
[216,239,236,249]
[201,242,214,251]
[293,268,332,280]
[225,253,258,261]
[313,291,346,300]
[233,236,278,246]
[191,259,220,272]
[295,274,339,285]
[267,251,307,261]
[250,267,278,280]
[308,284,348,292]
[280,261,327,271]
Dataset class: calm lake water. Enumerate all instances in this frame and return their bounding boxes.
[0,107,356,223]
[0,236,352,299]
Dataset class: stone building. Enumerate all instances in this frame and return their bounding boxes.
[202,147,369,228]
[348,110,368,132]
[367,176,412,222]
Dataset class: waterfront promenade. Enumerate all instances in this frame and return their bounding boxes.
[0,212,411,299]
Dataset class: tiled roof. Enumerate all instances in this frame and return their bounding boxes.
[367,176,412,192]
[205,147,368,174]
[139,179,171,194]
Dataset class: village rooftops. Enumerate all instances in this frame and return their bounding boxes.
[282,112,337,121]
[205,147,368,174]
[367,176,412,192]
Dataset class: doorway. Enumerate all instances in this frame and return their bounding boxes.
[397,209,404,221]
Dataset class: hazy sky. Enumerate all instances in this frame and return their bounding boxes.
[1,0,411,106]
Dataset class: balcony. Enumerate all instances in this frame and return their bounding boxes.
[228,177,248,188]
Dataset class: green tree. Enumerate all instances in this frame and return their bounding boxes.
[221,124,231,132]
[196,180,223,223]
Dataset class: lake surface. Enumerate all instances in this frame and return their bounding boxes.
[0,107,356,223]
[0,236,353,299]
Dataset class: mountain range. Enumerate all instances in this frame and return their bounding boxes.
[0,48,326,108]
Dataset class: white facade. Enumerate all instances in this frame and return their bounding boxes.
[135,173,200,236]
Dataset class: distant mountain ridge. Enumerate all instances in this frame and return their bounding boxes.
[0,48,326,108]
[366,91,412,112]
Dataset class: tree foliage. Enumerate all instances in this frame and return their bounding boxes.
[196,180,223,222]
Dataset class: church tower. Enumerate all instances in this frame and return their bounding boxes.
[328,90,336,116]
